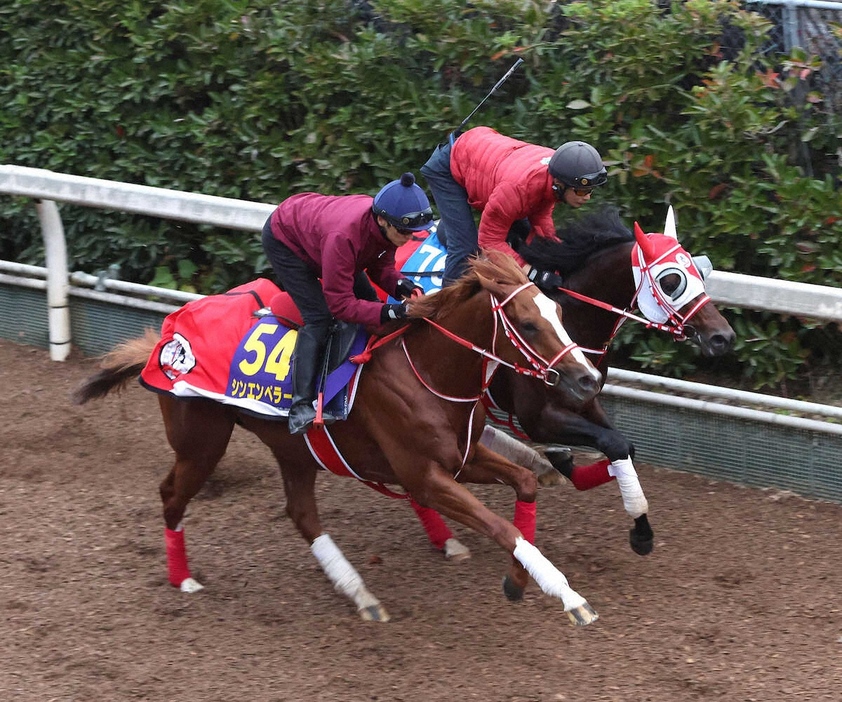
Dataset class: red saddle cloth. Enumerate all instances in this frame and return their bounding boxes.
[139,279,364,420]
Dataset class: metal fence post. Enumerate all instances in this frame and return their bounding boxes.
[35,199,71,361]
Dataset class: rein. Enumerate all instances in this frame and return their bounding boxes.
[402,281,580,473]
[412,282,576,393]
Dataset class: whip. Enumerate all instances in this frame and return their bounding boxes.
[456,58,524,134]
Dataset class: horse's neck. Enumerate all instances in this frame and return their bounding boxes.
[563,242,636,351]
[407,293,496,391]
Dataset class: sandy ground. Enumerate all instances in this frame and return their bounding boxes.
[1,339,840,701]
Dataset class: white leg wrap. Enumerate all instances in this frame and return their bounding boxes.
[480,425,555,478]
[310,533,381,612]
[513,537,586,612]
[608,456,649,518]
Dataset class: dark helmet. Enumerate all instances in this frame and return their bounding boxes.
[372,172,435,231]
[548,141,608,188]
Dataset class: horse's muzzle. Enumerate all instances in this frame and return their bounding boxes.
[685,325,736,357]
[545,365,602,404]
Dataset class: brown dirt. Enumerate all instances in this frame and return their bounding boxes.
[1,339,840,701]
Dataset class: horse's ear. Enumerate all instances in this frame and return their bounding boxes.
[475,271,507,299]
[633,221,657,260]
[663,205,678,240]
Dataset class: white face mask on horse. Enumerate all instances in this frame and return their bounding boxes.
[631,206,711,334]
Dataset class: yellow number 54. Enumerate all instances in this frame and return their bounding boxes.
[238,324,297,381]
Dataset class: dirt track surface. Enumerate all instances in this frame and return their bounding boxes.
[1,339,840,701]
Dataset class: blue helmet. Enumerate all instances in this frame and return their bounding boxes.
[372,172,434,231]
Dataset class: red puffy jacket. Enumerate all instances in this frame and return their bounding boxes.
[450,127,559,264]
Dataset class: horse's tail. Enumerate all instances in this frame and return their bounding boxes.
[71,328,160,405]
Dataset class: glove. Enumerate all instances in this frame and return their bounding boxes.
[380,302,409,324]
[527,266,564,292]
[395,278,424,300]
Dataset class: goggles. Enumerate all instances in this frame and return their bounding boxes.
[396,209,434,229]
[570,170,608,189]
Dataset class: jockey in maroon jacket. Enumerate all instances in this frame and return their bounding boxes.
[421,126,607,288]
[262,173,433,435]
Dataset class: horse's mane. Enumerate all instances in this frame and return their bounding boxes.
[518,205,634,276]
[408,251,527,321]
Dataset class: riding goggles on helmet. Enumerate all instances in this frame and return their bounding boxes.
[395,209,434,229]
[569,170,608,189]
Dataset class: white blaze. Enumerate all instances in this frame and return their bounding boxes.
[533,293,599,377]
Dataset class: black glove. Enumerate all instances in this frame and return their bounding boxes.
[395,278,424,300]
[380,302,409,324]
[527,266,564,292]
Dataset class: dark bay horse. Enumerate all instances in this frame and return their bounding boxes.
[403,207,735,557]
[73,253,604,625]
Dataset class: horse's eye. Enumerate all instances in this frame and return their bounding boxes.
[658,272,682,297]
[520,321,539,335]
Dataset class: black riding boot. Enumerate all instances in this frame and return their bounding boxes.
[287,327,322,435]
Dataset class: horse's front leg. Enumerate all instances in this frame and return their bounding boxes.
[459,442,540,599]
[479,425,563,487]
[405,425,559,563]
[407,464,598,627]
[535,400,654,556]
[269,443,390,623]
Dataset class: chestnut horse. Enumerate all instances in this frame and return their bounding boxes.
[402,207,735,557]
[73,253,604,625]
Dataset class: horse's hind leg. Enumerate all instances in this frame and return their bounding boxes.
[158,396,236,592]
[268,445,390,623]
[409,498,471,562]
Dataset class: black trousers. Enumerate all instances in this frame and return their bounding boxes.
[261,219,379,346]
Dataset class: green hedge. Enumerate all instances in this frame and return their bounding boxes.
[1,0,840,390]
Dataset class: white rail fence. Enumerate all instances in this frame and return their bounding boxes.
[1,164,841,440]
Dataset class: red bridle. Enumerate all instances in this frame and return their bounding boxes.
[406,282,580,401]
[398,281,582,471]
[551,243,711,360]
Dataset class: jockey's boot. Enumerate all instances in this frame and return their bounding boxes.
[287,328,321,435]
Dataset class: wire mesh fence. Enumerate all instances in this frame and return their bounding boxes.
[747,1,842,115]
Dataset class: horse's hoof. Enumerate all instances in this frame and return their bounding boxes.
[179,577,205,593]
[443,537,471,562]
[502,575,524,602]
[566,602,599,626]
[537,469,565,487]
[630,531,654,555]
[630,518,655,555]
[358,604,390,622]
[544,446,574,478]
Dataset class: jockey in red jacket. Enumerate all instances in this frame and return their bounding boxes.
[262,173,432,434]
[421,126,607,288]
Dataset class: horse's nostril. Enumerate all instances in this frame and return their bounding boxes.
[712,332,736,354]
[579,374,600,397]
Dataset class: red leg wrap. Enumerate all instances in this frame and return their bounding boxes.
[569,459,615,491]
[165,527,191,587]
[410,499,453,550]
[513,500,537,544]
